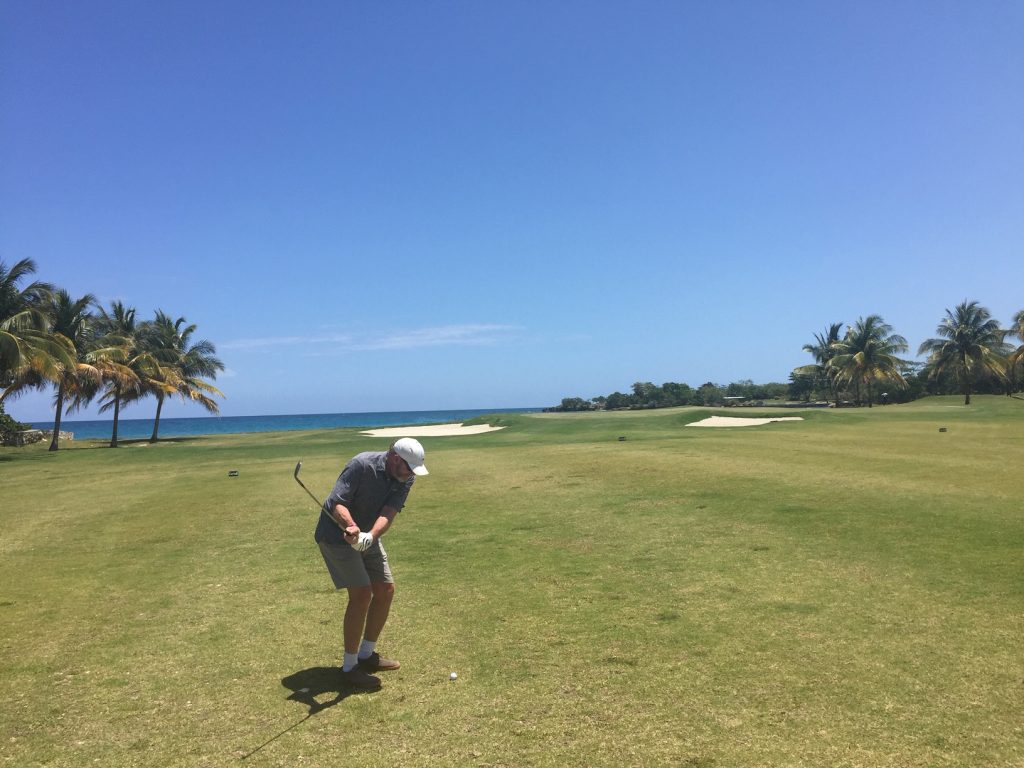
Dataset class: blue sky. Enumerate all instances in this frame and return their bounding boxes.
[2,1,1022,422]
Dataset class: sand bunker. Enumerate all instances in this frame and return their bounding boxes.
[360,423,505,438]
[686,416,804,428]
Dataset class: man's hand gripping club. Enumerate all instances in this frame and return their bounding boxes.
[329,501,374,552]
[343,527,375,552]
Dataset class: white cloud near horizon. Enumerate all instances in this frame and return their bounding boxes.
[221,324,521,354]
[219,333,354,351]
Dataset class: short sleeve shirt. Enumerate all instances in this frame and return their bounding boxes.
[314,451,413,545]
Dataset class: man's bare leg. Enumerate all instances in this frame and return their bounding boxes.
[344,586,373,653]
[363,582,395,642]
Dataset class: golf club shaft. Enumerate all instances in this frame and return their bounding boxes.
[294,461,351,534]
[297,478,322,507]
[294,461,323,506]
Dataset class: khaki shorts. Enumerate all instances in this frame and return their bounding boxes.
[318,539,394,589]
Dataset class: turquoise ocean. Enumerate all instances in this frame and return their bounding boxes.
[32,408,542,441]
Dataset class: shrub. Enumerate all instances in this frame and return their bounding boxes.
[0,403,30,444]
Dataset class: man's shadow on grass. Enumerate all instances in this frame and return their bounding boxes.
[281,666,364,715]
[240,667,368,760]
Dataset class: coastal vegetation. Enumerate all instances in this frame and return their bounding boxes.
[0,258,224,449]
[1,398,1021,765]
[554,304,1024,412]
[552,379,791,412]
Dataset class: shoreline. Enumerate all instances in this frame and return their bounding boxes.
[25,407,541,441]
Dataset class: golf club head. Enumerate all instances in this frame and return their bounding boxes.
[294,461,302,479]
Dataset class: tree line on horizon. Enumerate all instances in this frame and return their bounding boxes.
[1,258,224,450]
[550,379,792,412]
[551,302,1024,412]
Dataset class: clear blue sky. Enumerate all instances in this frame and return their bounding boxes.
[2,1,1022,422]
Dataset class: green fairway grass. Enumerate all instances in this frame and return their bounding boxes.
[2,396,1022,767]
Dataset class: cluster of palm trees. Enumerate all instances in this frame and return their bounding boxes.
[795,302,1024,407]
[1,258,224,450]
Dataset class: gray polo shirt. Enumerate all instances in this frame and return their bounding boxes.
[314,451,413,545]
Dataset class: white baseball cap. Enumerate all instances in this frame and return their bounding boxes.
[392,437,428,476]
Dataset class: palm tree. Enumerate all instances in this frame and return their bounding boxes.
[94,302,165,447]
[41,290,101,451]
[793,322,844,405]
[1007,309,1024,395]
[0,258,72,402]
[140,311,225,442]
[828,315,909,407]
[918,301,1010,406]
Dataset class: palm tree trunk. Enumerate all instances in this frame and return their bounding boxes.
[110,388,121,448]
[962,354,971,405]
[150,394,164,443]
[49,385,64,452]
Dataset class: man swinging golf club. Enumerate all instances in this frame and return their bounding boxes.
[314,437,428,690]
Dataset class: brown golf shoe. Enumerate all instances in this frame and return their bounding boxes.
[357,652,401,672]
[340,666,381,690]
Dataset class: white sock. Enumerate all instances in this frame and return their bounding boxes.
[342,652,359,672]
[358,639,377,659]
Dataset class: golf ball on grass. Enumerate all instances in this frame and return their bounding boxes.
[449,672,458,681]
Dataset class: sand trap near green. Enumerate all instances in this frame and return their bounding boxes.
[360,423,506,437]
[686,415,805,427]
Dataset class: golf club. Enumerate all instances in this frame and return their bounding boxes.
[294,461,352,535]
[293,461,323,507]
